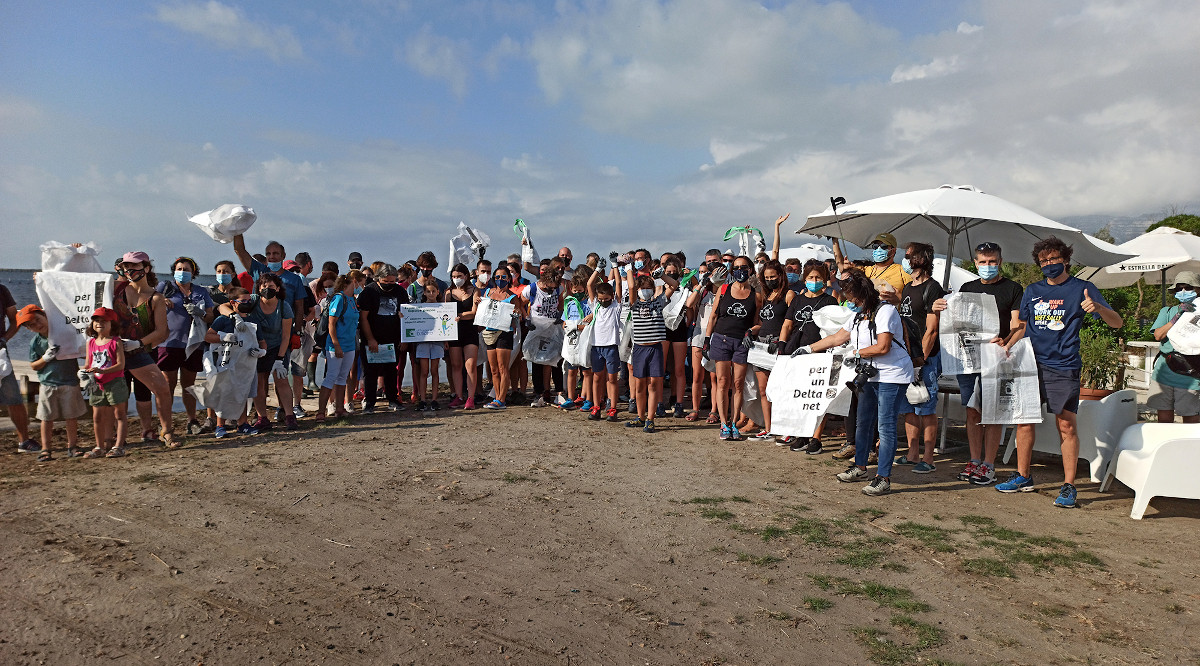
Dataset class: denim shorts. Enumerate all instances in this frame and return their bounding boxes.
[708,332,748,364]
[957,372,980,408]
[899,354,941,416]
[591,344,621,374]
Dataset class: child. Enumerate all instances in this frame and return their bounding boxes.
[584,268,624,422]
[203,287,265,437]
[561,272,592,410]
[18,305,88,460]
[415,281,445,411]
[81,308,129,458]
[625,269,679,433]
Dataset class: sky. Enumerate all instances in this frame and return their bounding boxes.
[2,0,1199,272]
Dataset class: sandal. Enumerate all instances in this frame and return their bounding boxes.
[161,430,182,449]
[705,412,720,425]
[105,446,127,458]
[685,411,700,422]
[314,412,326,423]
[67,447,83,458]
[37,451,52,462]
[83,447,106,459]
[141,429,160,443]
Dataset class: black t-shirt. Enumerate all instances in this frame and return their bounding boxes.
[959,277,1024,339]
[356,282,409,344]
[899,279,946,358]
[784,292,839,349]
[712,285,756,338]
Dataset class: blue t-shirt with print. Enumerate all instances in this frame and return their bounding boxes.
[326,293,360,353]
[1019,275,1111,371]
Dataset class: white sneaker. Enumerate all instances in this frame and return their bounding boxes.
[836,465,870,483]
[343,402,355,413]
[531,396,547,408]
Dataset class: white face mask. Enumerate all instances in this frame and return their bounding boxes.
[638,288,654,300]
[477,272,489,284]
[452,277,466,287]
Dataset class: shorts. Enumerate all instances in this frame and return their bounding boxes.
[1038,366,1081,415]
[38,384,88,421]
[321,349,356,389]
[631,343,665,379]
[290,334,314,376]
[0,372,21,406]
[708,332,749,365]
[125,349,157,370]
[416,342,445,360]
[126,371,151,402]
[89,378,130,407]
[156,346,205,373]
[484,330,514,351]
[256,347,289,375]
[563,361,587,372]
[957,373,980,408]
[591,345,621,375]
[899,354,941,416]
[665,322,690,343]
[1147,379,1200,416]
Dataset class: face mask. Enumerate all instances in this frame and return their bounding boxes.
[354,286,364,296]
[1176,290,1197,303]
[846,302,863,313]
[755,262,765,272]
[259,287,278,300]
[236,301,255,314]
[638,288,654,300]
[634,260,645,270]
[724,261,732,270]
[562,269,574,281]
[421,268,433,278]
[494,277,511,288]
[731,268,749,283]
[452,277,466,287]
[665,273,679,281]
[216,273,233,285]
[806,280,824,293]
[326,286,335,295]
[267,261,283,272]
[764,278,780,290]
[787,273,800,285]
[871,248,889,263]
[477,272,489,284]
[901,258,912,274]
[124,268,146,282]
[597,299,613,308]
[977,265,1000,280]
[173,270,192,284]
[1040,262,1065,279]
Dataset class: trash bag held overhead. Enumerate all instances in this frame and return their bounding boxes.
[40,241,104,273]
[724,226,766,259]
[189,204,257,244]
[515,218,540,266]
[447,222,491,276]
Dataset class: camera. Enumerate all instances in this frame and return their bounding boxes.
[846,361,877,393]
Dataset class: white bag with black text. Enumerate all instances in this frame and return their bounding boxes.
[187,322,260,419]
[34,272,115,360]
[765,354,848,437]
[979,338,1042,425]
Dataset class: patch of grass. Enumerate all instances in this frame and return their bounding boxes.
[1167,603,1185,614]
[501,473,532,483]
[881,562,910,573]
[962,557,1015,578]
[735,552,782,567]
[729,496,752,503]
[803,596,833,612]
[130,473,161,484]
[835,540,888,568]
[684,496,728,504]
[819,576,932,613]
[853,628,915,666]
[810,574,835,591]
[894,521,957,553]
[758,525,788,542]
[788,517,835,546]
[855,507,887,520]
[700,508,735,521]
[891,614,947,649]
[759,609,793,621]
[1035,604,1068,618]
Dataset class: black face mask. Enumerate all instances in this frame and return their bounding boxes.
[764,278,781,290]
[259,288,279,300]
[124,268,146,282]
[236,301,255,314]
[732,268,750,283]
[421,268,433,278]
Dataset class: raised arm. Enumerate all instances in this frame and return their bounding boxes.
[770,213,789,261]
[232,233,254,273]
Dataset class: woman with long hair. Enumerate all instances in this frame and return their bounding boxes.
[703,255,760,441]
[445,263,480,409]
[747,260,792,440]
[476,264,529,410]
[242,273,297,430]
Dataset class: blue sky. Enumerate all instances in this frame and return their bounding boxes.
[2,1,1198,271]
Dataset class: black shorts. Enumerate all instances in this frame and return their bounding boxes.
[256,347,290,375]
[156,346,204,373]
[665,322,690,343]
[485,330,514,351]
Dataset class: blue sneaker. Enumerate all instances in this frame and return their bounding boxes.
[214,425,229,439]
[579,400,594,412]
[655,402,666,418]
[237,422,260,436]
[996,472,1035,493]
[1054,483,1078,508]
[719,423,732,441]
[729,423,744,441]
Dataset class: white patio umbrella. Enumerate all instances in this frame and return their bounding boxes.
[799,184,1133,287]
[776,242,834,264]
[1077,227,1200,304]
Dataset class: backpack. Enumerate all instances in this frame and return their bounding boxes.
[314,294,346,346]
[898,282,937,366]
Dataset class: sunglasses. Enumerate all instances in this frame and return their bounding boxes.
[975,242,1001,253]
[867,242,891,250]
[1172,284,1197,292]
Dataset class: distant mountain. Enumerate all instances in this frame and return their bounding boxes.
[1058,213,1160,243]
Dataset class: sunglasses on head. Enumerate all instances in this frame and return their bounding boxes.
[975,242,1001,253]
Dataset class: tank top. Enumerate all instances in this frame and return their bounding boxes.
[114,281,156,341]
[451,291,475,340]
[757,292,788,340]
[88,337,123,386]
[712,284,755,338]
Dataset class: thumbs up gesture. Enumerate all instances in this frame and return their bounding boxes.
[1081,289,1097,314]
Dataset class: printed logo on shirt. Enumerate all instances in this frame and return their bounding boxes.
[1031,298,1066,331]
[91,348,113,371]
[727,302,748,318]
[898,296,913,318]
[793,304,815,324]
[377,297,398,317]
[760,302,776,321]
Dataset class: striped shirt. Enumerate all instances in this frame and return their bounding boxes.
[631,294,667,345]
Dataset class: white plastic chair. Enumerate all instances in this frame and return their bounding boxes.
[1001,389,1137,483]
[1100,423,1200,519]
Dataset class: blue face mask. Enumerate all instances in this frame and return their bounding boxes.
[977,265,1000,280]
[634,260,645,270]
[901,258,912,274]
[174,270,192,284]
[806,280,824,293]
[353,286,363,296]
[494,277,511,288]
[786,272,800,285]
[1040,262,1065,279]
[216,273,233,285]
[267,261,283,272]
[1177,290,1197,303]
[846,301,862,313]
[724,261,732,270]
[871,248,889,263]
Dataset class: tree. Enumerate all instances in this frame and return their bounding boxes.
[1147,214,1200,235]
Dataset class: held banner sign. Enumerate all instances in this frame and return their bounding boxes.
[34,272,115,360]
[400,303,458,343]
[765,354,849,438]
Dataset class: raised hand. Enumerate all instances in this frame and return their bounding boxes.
[1081,289,1097,314]
[775,213,790,227]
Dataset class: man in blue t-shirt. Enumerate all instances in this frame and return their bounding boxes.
[997,237,1123,508]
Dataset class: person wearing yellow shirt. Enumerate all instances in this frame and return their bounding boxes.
[832,232,911,304]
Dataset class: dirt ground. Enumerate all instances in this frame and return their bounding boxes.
[2,399,1198,665]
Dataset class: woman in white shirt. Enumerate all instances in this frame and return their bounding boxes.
[794,271,914,497]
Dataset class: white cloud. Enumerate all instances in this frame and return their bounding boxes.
[956,22,982,34]
[890,56,960,83]
[155,1,303,62]
[401,24,470,97]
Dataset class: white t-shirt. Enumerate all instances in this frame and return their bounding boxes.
[842,304,914,384]
[590,298,624,346]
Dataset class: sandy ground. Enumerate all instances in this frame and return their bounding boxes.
[2,395,1199,665]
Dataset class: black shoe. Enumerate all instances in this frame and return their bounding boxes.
[805,438,823,455]
[430,400,440,411]
[789,437,809,452]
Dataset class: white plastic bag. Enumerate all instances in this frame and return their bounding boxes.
[980,339,1042,425]
[187,323,259,419]
[185,316,208,358]
[447,222,491,276]
[0,348,12,380]
[562,319,594,367]
[663,287,689,331]
[523,315,564,365]
[1167,309,1200,355]
[724,226,766,259]
[40,241,104,273]
[34,272,115,360]
[618,311,634,363]
[812,305,855,338]
[747,341,777,371]
[765,354,848,436]
[514,219,539,266]
[189,204,257,244]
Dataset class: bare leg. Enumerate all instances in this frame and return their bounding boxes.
[920,414,938,464]
[982,424,1003,467]
[691,348,706,413]
[40,419,54,454]
[755,369,771,432]
[714,360,732,423]
[8,403,30,442]
[1055,411,1079,485]
[180,369,199,422]
[66,419,79,451]
[464,345,479,400]
[1157,409,1174,424]
[647,377,662,422]
[430,361,441,401]
[730,362,748,421]
[965,406,983,462]
[448,347,464,399]
[129,364,174,437]
[1014,423,1035,477]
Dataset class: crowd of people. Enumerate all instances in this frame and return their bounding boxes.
[2,217,1197,508]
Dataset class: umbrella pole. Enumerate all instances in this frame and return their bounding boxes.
[1161,267,1167,308]
[942,232,957,289]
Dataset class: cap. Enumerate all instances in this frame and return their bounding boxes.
[348,252,363,262]
[91,307,119,322]
[871,233,897,248]
[122,251,150,264]
[15,304,44,327]
[1173,270,1199,288]
[282,259,299,270]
